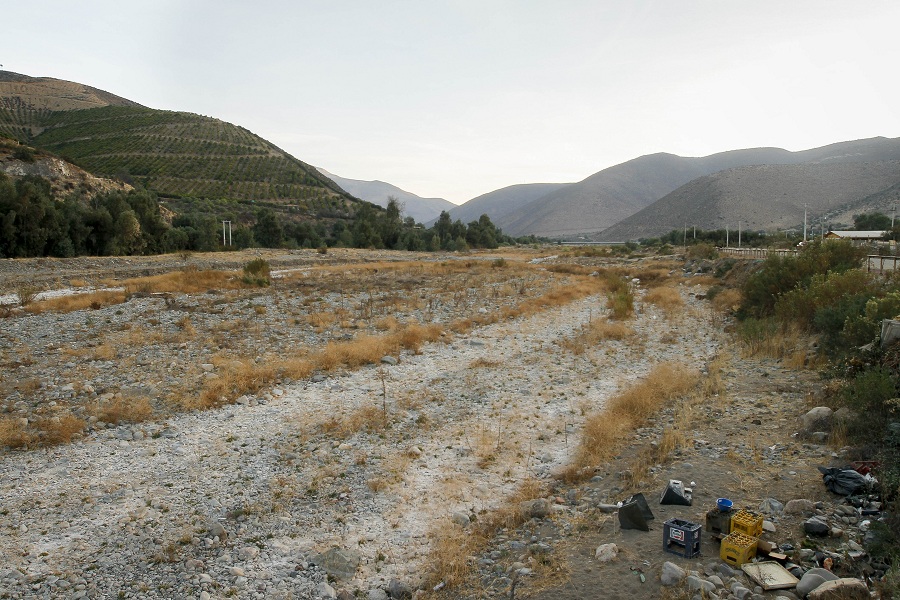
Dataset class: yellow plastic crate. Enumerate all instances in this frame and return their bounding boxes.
[720,531,758,567]
[730,509,763,538]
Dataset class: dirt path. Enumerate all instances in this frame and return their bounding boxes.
[504,350,834,600]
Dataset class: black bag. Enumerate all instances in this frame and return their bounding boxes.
[818,466,869,496]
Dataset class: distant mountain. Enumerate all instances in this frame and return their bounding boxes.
[437,183,569,228]
[317,168,455,223]
[0,71,360,226]
[494,137,900,238]
[595,159,900,242]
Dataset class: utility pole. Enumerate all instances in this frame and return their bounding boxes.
[683,224,687,250]
[222,220,232,246]
[738,221,742,248]
[803,203,808,242]
[726,225,729,248]
[693,225,696,240]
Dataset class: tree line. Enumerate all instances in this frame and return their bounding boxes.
[0,174,523,258]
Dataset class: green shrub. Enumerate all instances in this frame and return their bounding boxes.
[12,146,36,163]
[741,240,866,318]
[714,259,736,278]
[242,258,271,287]
[686,243,717,260]
[840,367,896,422]
[775,270,875,327]
[737,317,780,354]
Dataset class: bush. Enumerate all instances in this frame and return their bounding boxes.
[840,368,897,428]
[242,258,271,286]
[686,243,717,260]
[741,240,866,318]
[12,146,36,163]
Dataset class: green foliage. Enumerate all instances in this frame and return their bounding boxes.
[242,258,271,287]
[603,276,634,320]
[775,270,875,327]
[840,367,896,421]
[853,212,892,231]
[12,146,35,163]
[740,240,866,318]
[685,242,717,260]
[736,317,781,354]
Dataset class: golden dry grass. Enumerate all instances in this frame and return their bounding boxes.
[93,396,154,424]
[26,290,127,314]
[0,414,87,448]
[34,414,87,445]
[422,478,546,593]
[561,318,634,354]
[0,417,31,448]
[712,288,742,313]
[560,361,700,482]
[121,268,241,294]
[318,404,386,438]
[644,286,684,314]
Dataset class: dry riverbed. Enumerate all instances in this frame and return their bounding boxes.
[1,248,857,600]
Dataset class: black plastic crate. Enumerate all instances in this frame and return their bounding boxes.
[663,518,702,558]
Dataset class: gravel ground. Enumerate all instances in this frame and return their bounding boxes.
[0,250,724,598]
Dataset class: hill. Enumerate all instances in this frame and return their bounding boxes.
[0,71,359,223]
[437,182,569,228]
[494,137,900,238]
[317,168,455,223]
[0,137,131,199]
[595,159,900,241]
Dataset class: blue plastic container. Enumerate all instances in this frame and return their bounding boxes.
[717,498,733,512]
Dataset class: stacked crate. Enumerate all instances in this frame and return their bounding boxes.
[720,509,764,566]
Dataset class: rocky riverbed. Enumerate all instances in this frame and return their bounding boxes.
[1,249,880,600]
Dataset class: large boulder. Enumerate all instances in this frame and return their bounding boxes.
[796,567,839,597]
[808,578,869,600]
[660,561,685,586]
[314,548,361,581]
[801,407,833,434]
[520,498,550,519]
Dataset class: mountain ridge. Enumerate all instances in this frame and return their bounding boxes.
[316,168,455,223]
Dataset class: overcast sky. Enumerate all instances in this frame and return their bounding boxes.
[5,1,899,204]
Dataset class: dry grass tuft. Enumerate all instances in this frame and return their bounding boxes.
[0,417,31,448]
[561,362,699,482]
[711,288,742,313]
[423,478,547,592]
[122,269,240,294]
[561,318,634,354]
[94,396,154,424]
[319,405,387,438]
[0,414,87,448]
[26,290,127,314]
[644,286,684,314]
[34,414,87,445]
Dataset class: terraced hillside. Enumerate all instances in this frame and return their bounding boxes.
[0,71,357,220]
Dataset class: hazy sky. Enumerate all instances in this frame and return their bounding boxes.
[5,1,899,204]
